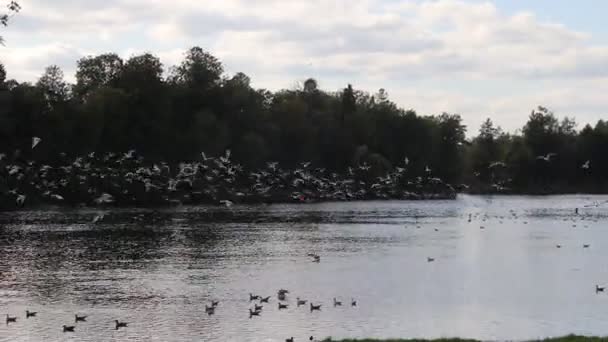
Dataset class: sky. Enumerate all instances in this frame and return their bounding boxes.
[1,0,608,134]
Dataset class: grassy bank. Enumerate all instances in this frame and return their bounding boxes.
[322,336,608,342]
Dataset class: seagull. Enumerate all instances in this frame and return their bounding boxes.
[94,193,114,204]
[536,153,557,162]
[220,199,233,208]
[489,161,506,169]
[32,137,41,149]
[16,194,26,207]
[92,214,105,223]
[582,160,591,169]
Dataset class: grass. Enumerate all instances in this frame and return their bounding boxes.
[321,336,608,342]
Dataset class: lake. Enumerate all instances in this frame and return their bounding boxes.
[1,195,608,341]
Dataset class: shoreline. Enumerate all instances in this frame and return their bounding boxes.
[321,336,608,342]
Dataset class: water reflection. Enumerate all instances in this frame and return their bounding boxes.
[1,195,608,341]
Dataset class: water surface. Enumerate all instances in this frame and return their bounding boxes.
[1,195,608,341]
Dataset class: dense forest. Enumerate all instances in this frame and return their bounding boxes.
[1,46,608,204]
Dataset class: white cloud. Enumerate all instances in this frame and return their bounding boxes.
[2,0,608,133]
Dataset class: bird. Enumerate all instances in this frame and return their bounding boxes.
[260,296,270,303]
[427,257,435,262]
[536,153,557,162]
[597,285,605,293]
[310,303,321,312]
[63,325,75,332]
[254,304,263,311]
[351,298,357,307]
[582,160,591,169]
[333,298,342,307]
[249,293,260,301]
[16,194,26,207]
[219,199,233,208]
[115,320,128,329]
[92,214,105,223]
[211,300,219,307]
[556,244,562,249]
[26,310,37,318]
[286,338,294,342]
[584,244,590,248]
[32,136,41,149]
[249,309,260,318]
[74,314,87,322]
[205,305,215,315]
[297,298,307,307]
[278,303,288,310]
[6,314,17,323]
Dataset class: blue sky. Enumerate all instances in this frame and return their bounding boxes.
[2,0,608,134]
[490,0,608,36]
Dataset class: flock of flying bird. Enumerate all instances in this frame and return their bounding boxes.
[0,138,456,209]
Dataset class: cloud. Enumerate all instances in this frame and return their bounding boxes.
[2,0,608,133]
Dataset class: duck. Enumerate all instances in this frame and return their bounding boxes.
[249,293,260,301]
[6,314,17,323]
[63,325,75,332]
[26,310,37,318]
[260,296,270,303]
[205,305,215,315]
[310,303,321,312]
[115,320,128,329]
[75,314,87,322]
[249,309,260,318]
[278,303,288,310]
[333,298,342,307]
[351,298,357,307]
[286,338,294,342]
[596,285,605,293]
[297,298,307,306]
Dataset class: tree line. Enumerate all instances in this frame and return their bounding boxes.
[1,47,607,194]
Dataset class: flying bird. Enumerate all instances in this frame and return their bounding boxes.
[32,137,41,149]
[582,160,591,169]
[536,153,557,162]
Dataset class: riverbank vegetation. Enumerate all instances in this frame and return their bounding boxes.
[1,47,608,207]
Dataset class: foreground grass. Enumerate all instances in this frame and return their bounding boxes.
[322,336,608,342]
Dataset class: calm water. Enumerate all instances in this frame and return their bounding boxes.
[1,195,608,341]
